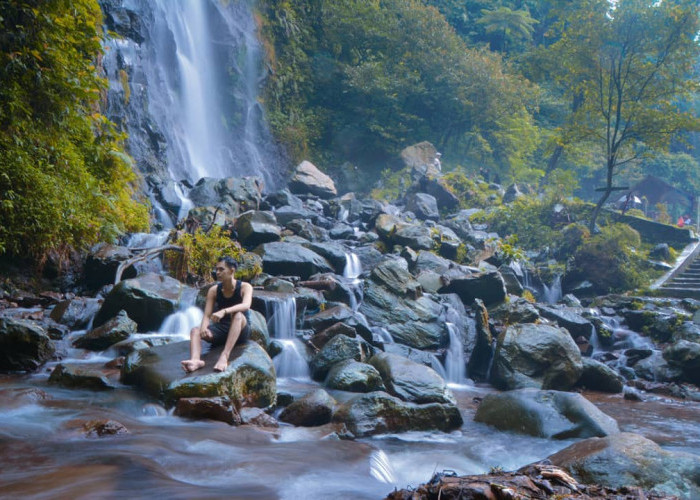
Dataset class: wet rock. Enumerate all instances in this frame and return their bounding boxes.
[498,264,524,295]
[325,359,385,393]
[382,343,445,375]
[413,250,454,275]
[73,310,137,351]
[279,389,336,427]
[370,258,421,298]
[442,210,475,240]
[329,222,355,240]
[174,396,242,425]
[285,218,329,241]
[304,305,372,341]
[93,272,194,332]
[632,350,682,383]
[664,340,700,385]
[536,304,595,340]
[467,299,493,382]
[374,213,401,240]
[248,309,270,349]
[289,160,337,199]
[49,297,102,330]
[234,210,281,247]
[474,388,619,439]
[187,176,262,215]
[332,391,462,437]
[490,323,583,391]
[438,271,507,307]
[404,193,439,221]
[49,363,119,390]
[82,419,129,438]
[360,281,444,350]
[311,322,358,350]
[549,432,700,499]
[264,188,303,209]
[240,407,279,428]
[310,334,368,381]
[84,243,135,290]
[369,352,454,404]
[122,340,276,408]
[254,242,333,280]
[576,358,624,393]
[392,223,434,251]
[0,317,54,372]
[305,242,349,273]
[415,270,443,293]
[272,205,319,226]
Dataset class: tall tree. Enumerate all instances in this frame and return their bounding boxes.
[545,0,700,231]
[476,6,538,53]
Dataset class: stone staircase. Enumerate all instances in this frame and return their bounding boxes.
[652,241,700,299]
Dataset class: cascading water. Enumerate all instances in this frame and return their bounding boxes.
[542,274,563,304]
[102,0,283,223]
[265,295,310,379]
[444,322,467,385]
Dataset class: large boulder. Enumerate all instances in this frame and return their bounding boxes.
[536,304,596,340]
[474,388,619,439]
[404,193,439,221]
[122,340,276,408]
[254,242,333,280]
[360,281,444,350]
[278,389,336,427]
[174,396,242,425]
[0,317,55,372]
[48,363,119,391]
[289,160,337,199]
[332,391,462,438]
[234,210,281,247]
[392,223,435,251]
[490,323,583,391]
[187,176,262,215]
[369,352,454,404]
[310,334,368,381]
[663,340,700,385]
[549,432,700,499]
[467,299,494,382]
[84,243,135,290]
[370,258,421,298]
[93,273,194,332]
[438,271,507,307]
[49,297,103,329]
[576,358,624,393]
[73,310,137,351]
[325,359,385,393]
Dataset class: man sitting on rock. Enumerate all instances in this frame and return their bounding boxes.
[181,256,253,373]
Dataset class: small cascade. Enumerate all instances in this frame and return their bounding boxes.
[159,306,203,340]
[125,230,170,275]
[343,253,362,280]
[371,326,395,345]
[444,322,467,385]
[369,450,397,484]
[265,296,310,379]
[542,274,562,304]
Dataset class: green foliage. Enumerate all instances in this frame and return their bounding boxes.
[493,234,525,264]
[0,0,149,263]
[521,289,536,303]
[258,0,537,180]
[165,226,260,285]
[572,223,651,293]
[442,170,502,209]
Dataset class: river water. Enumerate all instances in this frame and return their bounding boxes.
[1,367,698,499]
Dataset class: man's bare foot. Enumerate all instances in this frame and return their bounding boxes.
[181,359,205,373]
[213,356,229,372]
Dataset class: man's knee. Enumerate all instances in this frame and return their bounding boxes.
[232,312,248,328]
[190,327,200,338]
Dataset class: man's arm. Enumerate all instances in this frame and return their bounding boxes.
[199,285,217,329]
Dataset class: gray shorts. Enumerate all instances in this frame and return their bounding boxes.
[207,311,251,347]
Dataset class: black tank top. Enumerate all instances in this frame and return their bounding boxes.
[215,280,245,327]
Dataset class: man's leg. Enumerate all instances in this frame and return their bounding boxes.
[181,326,208,372]
[213,312,248,372]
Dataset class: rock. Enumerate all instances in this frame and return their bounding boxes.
[248,309,270,349]
[265,189,303,209]
[122,341,276,408]
[549,432,700,499]
[329,222,355,240]
[49,363,119,390]
[325,359,385,392]
[370,258,421,298]
[289,160,337,199]
[73,310,137,351]
[311,322,358,350]
[239,407,279,427]
[310,334,367,381]
[632,350,682,383]
[187,176,262,215]
[82,419,129,438]
[305,242,349,273]
[415,270,443,293]
[374,213,400,240]
[84,243,135,290]
[650,243,671,261]
[442,210,474,240]
[576,358,624,393]
[489,297,540,325]
[536,304,596,340]
[0,317,54,372]
[392,223,434,251]
[438,271,507,307]
[255,242,333,280]
[498,264,524,295]
[415,176,460,211]
[663,340,700,385]
[404,193,439,221]
[382,344,445,375]
[279,389,336,427]
[467,299,493,381]
[174,396,242,425]
[285,218,329,241]
[304,305,372,341]
[93,273,194,332]
[234,210,281,247]
[400,141,438,171]
[413,250,451,275]
[360,281,444,349]
[332,391,462,437]
[49,297,102,329]
[490,323,583,391]
[474,388,619,439]
[369,352,454,404]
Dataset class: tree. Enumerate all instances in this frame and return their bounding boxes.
[544,0,700,231]
[476,6,538,53]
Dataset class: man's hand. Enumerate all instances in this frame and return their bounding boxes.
[211,310,226,323]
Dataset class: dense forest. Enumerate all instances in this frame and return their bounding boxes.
[0,0,699,268]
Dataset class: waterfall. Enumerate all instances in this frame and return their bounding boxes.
[542,275,562,304]
[102,0,283,211]
[444,322,467,385]
[343,253,362,279]
[266,296,310,379]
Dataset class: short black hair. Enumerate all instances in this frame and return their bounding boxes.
[218,255,238,270]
